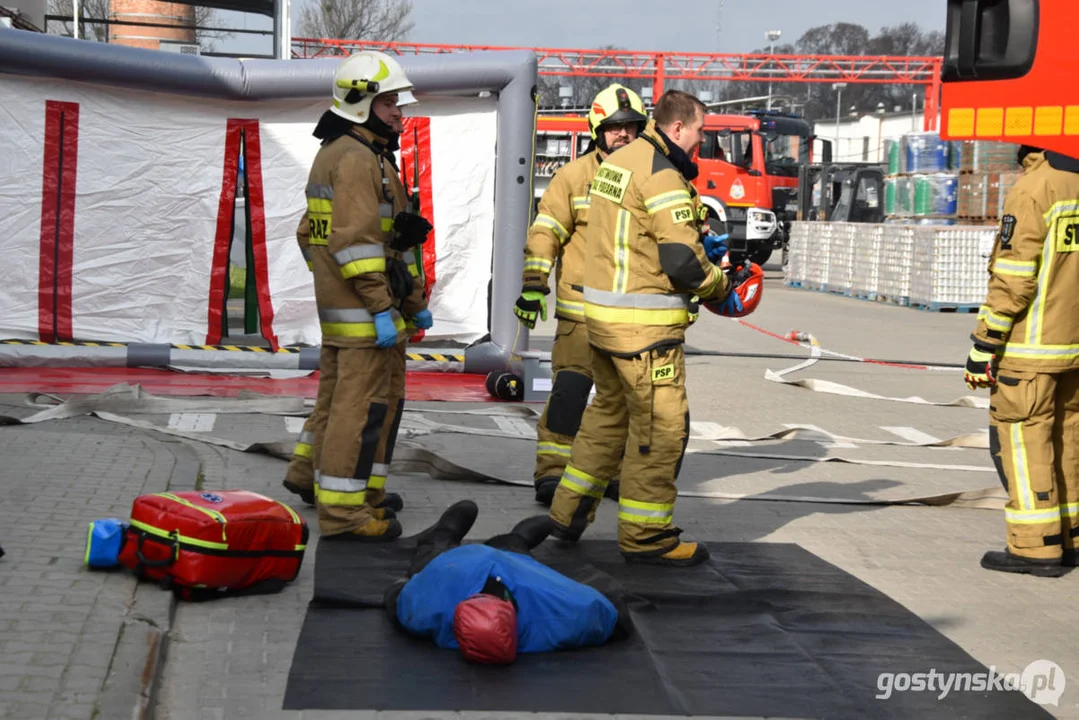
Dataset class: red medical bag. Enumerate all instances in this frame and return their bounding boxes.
[117,490,308,600]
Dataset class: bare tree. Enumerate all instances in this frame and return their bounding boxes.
[297,0,413,41]
[47,0,230,51]
[48,0,109,41]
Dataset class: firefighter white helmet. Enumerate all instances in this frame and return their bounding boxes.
[330,51,417,124]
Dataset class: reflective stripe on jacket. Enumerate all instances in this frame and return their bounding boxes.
[295,125,427,347]
[523,151,601,323]
[972,153,1079,372]
[582,121,729,356]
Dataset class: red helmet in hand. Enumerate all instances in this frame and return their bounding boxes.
[453,594,518,664]
[703,262,764,318]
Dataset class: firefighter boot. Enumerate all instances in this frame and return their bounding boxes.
[535,478,559,507]
[980,550,1065,578]
[622,528,711,567]
[377,493,405,513]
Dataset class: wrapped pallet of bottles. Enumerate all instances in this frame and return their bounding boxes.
[784,221,999,311]
[850,224,884,300]
[785,137,1031,311]
[882,131,961,227]
[909,226,999,309]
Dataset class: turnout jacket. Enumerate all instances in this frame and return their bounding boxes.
[395,544,619,654]
[582,120,729,356]
[522,150,602,323]
[295,125,427,348]
[973,152,1079,372]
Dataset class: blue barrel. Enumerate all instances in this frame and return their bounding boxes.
[904,132,949,173]
[938,173,958,216]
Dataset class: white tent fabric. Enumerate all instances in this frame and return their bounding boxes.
[0,74,497,347]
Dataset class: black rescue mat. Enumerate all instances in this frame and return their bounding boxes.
[283,538,1054,719]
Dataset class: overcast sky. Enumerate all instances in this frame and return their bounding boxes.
[402,0,947,54]
[219,0,948,58]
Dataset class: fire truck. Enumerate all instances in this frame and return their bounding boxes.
[535,109,823,266]
[939,0,1074,160]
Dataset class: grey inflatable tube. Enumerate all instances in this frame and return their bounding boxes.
[0,28,538,375]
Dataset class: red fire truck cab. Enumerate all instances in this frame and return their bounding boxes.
[534,109,821,266]
[693,110,821,266]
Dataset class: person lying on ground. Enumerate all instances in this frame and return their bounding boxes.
[383,500,633,664]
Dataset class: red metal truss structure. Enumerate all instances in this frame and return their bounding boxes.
[291,38,944,131]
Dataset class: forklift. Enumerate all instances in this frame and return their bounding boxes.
[795,161,886,223]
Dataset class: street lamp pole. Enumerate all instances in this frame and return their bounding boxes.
[832,82,847,158]
[765,29,781,110]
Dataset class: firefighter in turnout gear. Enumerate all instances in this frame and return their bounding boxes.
[288,51,433,541]
[965,147,1079,578]
[548,90,731,567]
[516,84,648,507]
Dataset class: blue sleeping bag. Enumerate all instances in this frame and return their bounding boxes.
[395,544,619,653]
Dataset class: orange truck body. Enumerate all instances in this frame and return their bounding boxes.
[940,0,1078,159]
[535,110,817,263]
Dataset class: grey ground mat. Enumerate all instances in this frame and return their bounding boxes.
[282,537,1053,718]
[0,386,1005,508]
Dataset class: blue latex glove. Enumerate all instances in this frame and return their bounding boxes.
[715,290,744,316]
[374,311,398,348]
[412,309,433,330]
[702,233,729,263]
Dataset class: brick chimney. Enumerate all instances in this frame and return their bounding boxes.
[108,0,195,50]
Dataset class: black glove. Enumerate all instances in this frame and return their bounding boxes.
[389,212,433,252]
[386,257,415,300]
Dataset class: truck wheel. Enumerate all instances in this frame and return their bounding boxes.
[749,246,773,267]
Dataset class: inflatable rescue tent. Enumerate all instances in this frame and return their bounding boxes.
[0,28,538,373]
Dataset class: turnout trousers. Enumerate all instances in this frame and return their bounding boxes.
[312,341,407,535]
[283,347,336,497]
[549,343,690,555]
[989,367,1079,561]
[534,320,608,486]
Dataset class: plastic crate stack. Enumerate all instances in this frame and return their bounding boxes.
[909,226,997,310]
[883,132,961,226]
[955,140,1023,225]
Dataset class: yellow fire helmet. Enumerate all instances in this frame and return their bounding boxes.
[587,83,648,150]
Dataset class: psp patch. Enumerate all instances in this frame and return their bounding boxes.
[999,214,1017,250]
[670,206,695,224]
[651,363,674,383]
[1055,217,1079,253]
